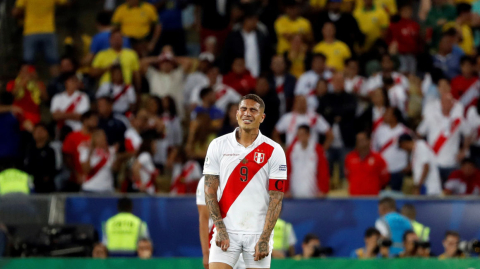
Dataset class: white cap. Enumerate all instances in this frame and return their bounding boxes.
[198,52,215,63]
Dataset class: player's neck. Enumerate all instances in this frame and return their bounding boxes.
[236,128,259,148]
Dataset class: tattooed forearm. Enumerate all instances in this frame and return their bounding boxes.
[205,174,229,243]
[260,190,284,243]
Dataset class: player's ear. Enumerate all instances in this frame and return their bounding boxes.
[260,112,265,123]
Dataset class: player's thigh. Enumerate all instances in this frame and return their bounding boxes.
[242,234,273,269]
[209,232,242,268]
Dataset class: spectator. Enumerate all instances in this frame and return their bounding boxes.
[103,197,150,255]
[313,22,351,71]
[170,150,202,194]
[423,0,457,48]
[296,234,321,259]
[186,113,217,165]
[267,55,297,114]
[466,101,480,166]
[456,3,475,56]
[444,158,480,195]
[450,56,478,106]
[286,125,330,198]
[0,92,21,168]
[318,72,357,180]
[375,197,413,255]
[190,88,224,123]
[6,65,46,132]
[47,57,78,101]
[131,139,158,195]
[307,78,329,111]
[345,131,390,196]
[398,133,442,195]
[417,91,470,185]
[401,204,431,241]
[432,29,464,79]
[84,11,131,65]
[91,29,141,90]
[112,0,161,55]
[438,231,465,259]
[222,58,257,96]
[284,34,312,78]
[274,95,333,148]
[253,76,280,137]
[344,58,367,96]
[382,76,408,117]
[137,238,153,259]
[62,111,98,192]
[24,123,57,193]
[96,65,137,115]
[154,96,182,170]
[190,66,241,113]
[151,0,188,56]
[92,243,108,258]
[294,53,332,96]
[351,227,389,258]
[387,3,422,74]
[80,129,116,193]
[274,0,313,55]
[221,9,272,77]
[397,230,419,258]
[356,0,397,15]
[358,88,388,134]
[272,218,297,258]
[184,52,214,104]
[50,72,90,135]
[0,164,32,195]
[97,97,128,147]
[365,54,409,94]
[353,0,389,53]
[217,103,239,137]
[124,109,149,153]
[312,0,364,53]
[12,0,66,77]
[371,107,409,192]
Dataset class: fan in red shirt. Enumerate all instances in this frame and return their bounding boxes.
[222,58,257,96]
[62,111,98,191]
[345,131,390,196]
[450,56,478,108]
[444,158,480,195]
[6,65,46,131]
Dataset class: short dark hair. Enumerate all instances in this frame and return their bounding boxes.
[442,28,457,38]
[97,96,114,104]
[460,55,474,66]
[398,133,413,144]
[303,233,320,244]
[81,110,98,122]
[312,53,327,62]
[110,64,123,73]
[64,72,78,82]
[118,197,133,212]
[34,122,50,134]
[96,11,113,26]
[240,94,265,110]
[379,197,396,210]
[365,227,381,238]
[460,158,476,166]
[200,87,214,99]
[345,57,358,65]
[403,230,416,242]
[357,130,371,140]
[401,204,416,219]
[444,230,460,240]
[457,3,472,15]
[297,124,311,133]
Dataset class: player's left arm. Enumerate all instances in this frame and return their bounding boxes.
[254,146,287,261]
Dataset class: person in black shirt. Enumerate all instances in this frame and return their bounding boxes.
[24,123,57,193]
[97,97,128,148]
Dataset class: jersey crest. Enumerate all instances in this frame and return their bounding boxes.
[254,152,265,164]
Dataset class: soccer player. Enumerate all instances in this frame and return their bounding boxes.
[203,94,287,269]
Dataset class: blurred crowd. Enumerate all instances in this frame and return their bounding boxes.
[2,0,480,197]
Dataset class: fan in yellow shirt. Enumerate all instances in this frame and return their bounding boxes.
[355,0,397,15]
[353,0,389,52]
[313,22,351,71]
[275,1,313,54]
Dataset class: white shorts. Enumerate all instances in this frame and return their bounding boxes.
[209,229,273,268]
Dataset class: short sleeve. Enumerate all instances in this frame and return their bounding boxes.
[196,177,206,205]
[314,115,330,133]
[304,20,312,34]
[416,119,428,136]
[203,139,220,175]
[15,0,25,8]
[89,36,101,54]
[275,115,289,133]
[343,43,352,59]
[127,86,137,104]
[269,145,287,180]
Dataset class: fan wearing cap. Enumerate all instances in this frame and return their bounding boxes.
[398,134,442,195]
[184,52,215,104]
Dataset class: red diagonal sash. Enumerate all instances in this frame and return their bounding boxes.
[379,138,395,153]
[86,150,109,181]
[170,163,196,193]
[218,142,275,218]
[373,116,383,132]
[58,94,83,129]
[432,118,461,154]
[276,84,284,93]
[215,88,228,100]
[113,84,131,101]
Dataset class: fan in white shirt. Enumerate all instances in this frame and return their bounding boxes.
[184,52,214,104]
[399,134,442,195]
[365,55,409,94]
[96,65,136,115]
[294,54,333,97]
[466,105,480,164]
[190,66,241,113]
[273,95,333,148]
[382,76,408,117]
[132,139,158,195]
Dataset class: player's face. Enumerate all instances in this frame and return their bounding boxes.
[236,99,265,131]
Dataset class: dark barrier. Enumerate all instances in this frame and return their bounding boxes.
[65,197,480,257]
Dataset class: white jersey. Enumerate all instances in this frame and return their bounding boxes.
[387,84,408,116]
[96,83,136,114]
[190,83,241,113]
[79,147,115,192]
[294,70,333,111]
[275,111,330,146]
[196,176,214,234]
[50,91,90,131]
[134,152,156,195]
[345,75,367,95]
[154,114,183,165]
[171,160,203,194]
[372,106,386,133]
[287,140,323,198]
[417,100,468,167]
[466,106,480,146]
[365,72,409,93]
[411,140,442,195]
[184,72,209,104]
[372,123,409,173]
[124,128,142,152]
[203,128,287,234]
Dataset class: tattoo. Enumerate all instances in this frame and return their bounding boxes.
[204,175,229,241]
[259,241,268,253]
[260,190,284,243]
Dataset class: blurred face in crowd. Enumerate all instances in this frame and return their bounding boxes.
[97,98,113,118]
[364,0,373,8]
[365,233,380,250]
[438,35,454,54]
[345,60,359,77]
[33,125,49,144]
[271,55,286,75]
[355,132,370,153]
[207,67,220,85]
[315,79,328,97]
[137,240,153,259]
[147,97,160,115]
[236,99,265,131]
[232,58,246,74]
[133,109,149,132]
[382,107,397,125]
[204,36,217,55]
[285,5,299,19]
[461,60,474,77]
[293,95,308,114]
[83,114,99,131]
[92,130,108,149]
[111,68,124,85]
[311,56,326,74]
[331,72,345,92]
[371,89,385,107]
[92,244,108,258]
[302,238,320,258]
[461,161,476,177]
[404,232,419,255]
[440,92,454,114]
[110,31,123,51]
[290,34,305,52]
[437,79,451,96]
[160,61,175,74]
[399,140,414,152]
[322,23,336,41]
[255,77,270,96]
[399,5,413,19]
[417,246,431,258]
[65,76,80,93]
[443,235,460,257]
[198,60,211,74]
[328,1,341,13]
[297,127,310,146]
[203,91,217,106]
[243,16,258,32]
[381,55,394,73]
[60,58,75,74]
